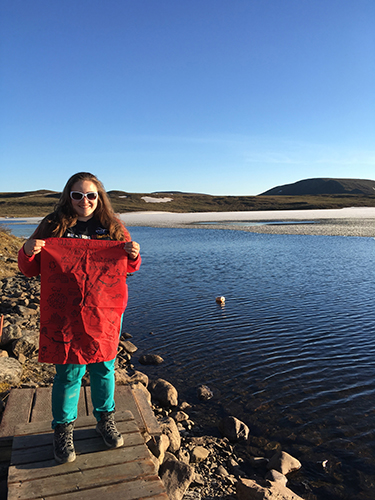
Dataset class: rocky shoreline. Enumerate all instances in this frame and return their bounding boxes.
[0,271,312,500]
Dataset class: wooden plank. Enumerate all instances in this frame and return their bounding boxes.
[8,458,158,500]
[116,384,162,435]
[8,443,154,483]
[11,420,143,465]
[30,386,52,422]
[85,385,155,435]
[12,410,134,437]
[84,384,93,415]
[31,386,88,423]
[12,418,140,451]
[0,388,34,438]
[35,476,168,500]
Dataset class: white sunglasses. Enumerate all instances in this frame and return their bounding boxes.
[70,191,98,201]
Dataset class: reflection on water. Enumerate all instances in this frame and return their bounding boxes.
[124,227,375,500]
[5,223,375,499]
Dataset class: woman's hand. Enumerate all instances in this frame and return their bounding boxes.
[124,241,140,260]
[24,239,46,257]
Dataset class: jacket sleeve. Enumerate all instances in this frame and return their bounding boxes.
[127,253,141,273]
[18,245,41,277]
[122,223,141,273]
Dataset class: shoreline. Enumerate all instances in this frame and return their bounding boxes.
[2,207,375,237]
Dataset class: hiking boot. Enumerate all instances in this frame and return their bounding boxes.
[53,422,76,464]
[96,411,124,448]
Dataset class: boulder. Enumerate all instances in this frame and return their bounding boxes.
[197,385,213,401]
[159,457,194,500]
[0,357,23,385]
[115,369,149,388]
[236,477,305,500]
[218,416,249,442]
[12,330,39,359]
[149,378,178,407]
[120,340,138,354]
[0,324,22,346]
[265,470,288,487]
[139,354,164,365]
[147,434,170,464]
[267,451,302,475]
[130,370,149,387]
[159,416,181,453]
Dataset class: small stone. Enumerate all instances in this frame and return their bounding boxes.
[191,446,210,463]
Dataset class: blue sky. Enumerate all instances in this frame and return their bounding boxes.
[1,0,374,196]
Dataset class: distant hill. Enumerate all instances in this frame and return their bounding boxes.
[1,180,375,217]
[260,178,375,196]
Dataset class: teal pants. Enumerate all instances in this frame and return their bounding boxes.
[51,359,116,428]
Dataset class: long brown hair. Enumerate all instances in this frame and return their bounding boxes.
[33,172,128,241]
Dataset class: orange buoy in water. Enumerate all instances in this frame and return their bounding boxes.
[216,296,225,305]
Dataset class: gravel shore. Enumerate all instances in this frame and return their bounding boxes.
[117,209,375,238]
[184,218,375,237]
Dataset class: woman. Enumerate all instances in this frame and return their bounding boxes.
[18,172,141,464]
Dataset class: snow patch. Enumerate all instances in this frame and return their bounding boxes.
[141,196,173,203]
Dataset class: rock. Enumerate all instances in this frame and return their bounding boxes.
[0,349,9,358]
[0,357,23,385]
[236,477,305,500]
[159,458,194,500]
[12,330,39,358]
[15,305,38,316]
[176,448,190,465]
[121,331,133,339]
[192,473,205,486]
[139,354,164,365]
[218,416,249,442]
[191,446,210,463]
[159,416,181,453]
[267,451,302,475]
[216,465,229,477]
[130,370,149,387]
[114,368,132,385]
[197,385,213,401]
[182,491,202,500]
[265,470,288,487]
[115,369,149,388]
[147,434,170,464]
[171,410,189,422]
[120,340,138,354]
[0,324,22,346]
[149,378,178,407]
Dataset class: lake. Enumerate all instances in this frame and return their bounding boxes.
[5,222,375,499]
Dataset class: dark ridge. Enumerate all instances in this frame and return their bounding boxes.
[260,178,375,196]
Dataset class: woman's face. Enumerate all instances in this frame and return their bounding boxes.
[70,179,99,221]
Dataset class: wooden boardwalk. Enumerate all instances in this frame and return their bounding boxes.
[0,385,168,500]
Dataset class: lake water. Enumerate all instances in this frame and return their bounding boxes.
[5,222,375,499]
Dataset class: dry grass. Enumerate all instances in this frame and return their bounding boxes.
[0,226,24,279]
